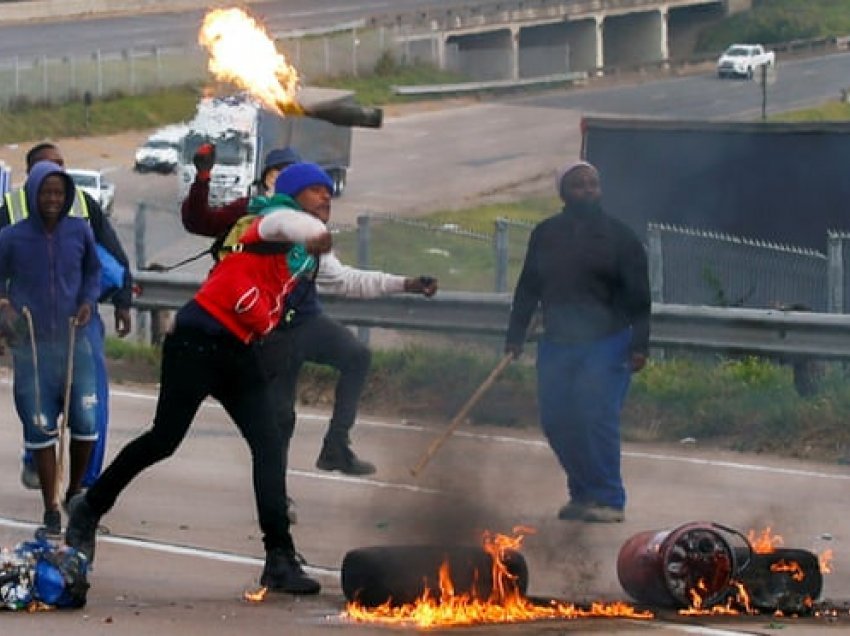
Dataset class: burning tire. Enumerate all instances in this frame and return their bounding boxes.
[341,545,529,608]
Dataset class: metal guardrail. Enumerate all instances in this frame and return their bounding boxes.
[132,271,850,359]
[392,71,588,96]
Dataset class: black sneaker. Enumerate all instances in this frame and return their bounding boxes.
[260,548,321,595]
[65,493,100,563]
[316,441,376,475]
[40,509,62,538]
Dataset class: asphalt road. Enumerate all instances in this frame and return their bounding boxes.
[0,372,848,634]
[0,0,505,59]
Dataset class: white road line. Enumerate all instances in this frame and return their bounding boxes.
[108,387,850,483]
[288,468,443,495]
[0,515,338,578]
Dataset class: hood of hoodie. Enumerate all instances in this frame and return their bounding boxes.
[24,160,76,226]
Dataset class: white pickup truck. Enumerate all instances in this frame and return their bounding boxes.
[67,168,116,215]
[716,44,775,79]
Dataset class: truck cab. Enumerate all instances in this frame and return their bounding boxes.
[178,89,353,205]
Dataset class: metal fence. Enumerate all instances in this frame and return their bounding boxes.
[647,224,829,312]
[130,205,850,319]
[0,23,431,109]
[327,215,536,293]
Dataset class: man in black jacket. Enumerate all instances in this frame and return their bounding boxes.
[1,142,133,497]
[505,160,650,524]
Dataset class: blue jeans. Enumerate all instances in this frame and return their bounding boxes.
[23,314,107,486]
[536,328,632,509]
[13,333,98,449]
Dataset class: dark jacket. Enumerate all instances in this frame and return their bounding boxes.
[0,182,132,310]
[0,161,101,343]
[506,206,651,354]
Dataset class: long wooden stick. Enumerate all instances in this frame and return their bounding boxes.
[56,317,77,507]
[409,352,515,477]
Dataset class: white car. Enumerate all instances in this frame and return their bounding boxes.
[716,44,775,79]
[134,124,187,174]
[66,168,115,215]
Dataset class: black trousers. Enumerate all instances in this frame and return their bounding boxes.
[85,327,293,551]
[266,313,371,460]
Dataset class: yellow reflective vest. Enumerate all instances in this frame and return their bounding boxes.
[3,185,90,224]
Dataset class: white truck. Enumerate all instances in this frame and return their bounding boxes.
[716,44,775,79]
[178,88,354,206]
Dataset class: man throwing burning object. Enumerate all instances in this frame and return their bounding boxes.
[505,161,650,524]
[182,152,438,477]
[66,180,332,594]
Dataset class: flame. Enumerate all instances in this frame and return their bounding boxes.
[243,586,268,603]
[747,527,783,553]
[345,527,652,628]
[679,580,752,616]
[770,559,805,582]
[819,549,833,574]
[199,8,303,116]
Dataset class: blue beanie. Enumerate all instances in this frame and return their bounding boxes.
[262,147,302,179]
[274,162,333,198]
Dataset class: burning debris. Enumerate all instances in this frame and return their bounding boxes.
[617,522,827,616]
[199,7,381,129]
[0,538,89,611]
[341,528,652,628]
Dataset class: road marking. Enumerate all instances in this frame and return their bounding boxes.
[288,468,443,495]
[108,387,850,482]
[0,515,338,579]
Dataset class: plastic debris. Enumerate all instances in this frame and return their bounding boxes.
[0,537,89,611]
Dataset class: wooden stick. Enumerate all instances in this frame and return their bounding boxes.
[56,317,77,508]
[409,351,515,477]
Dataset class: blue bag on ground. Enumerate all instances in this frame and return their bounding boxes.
[96,243,126,301]
[0,538,89,610]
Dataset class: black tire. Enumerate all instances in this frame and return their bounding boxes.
[341,545,529,607]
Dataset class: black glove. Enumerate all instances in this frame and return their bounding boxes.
[404,275,438,297]
[193,143,216,174]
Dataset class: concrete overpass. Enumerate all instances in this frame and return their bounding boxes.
[390,0,753,80]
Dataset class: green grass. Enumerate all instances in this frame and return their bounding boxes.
[0,87,200,144]
[316,61,468,106]
[696,0,850,52]
[769,100,850,122]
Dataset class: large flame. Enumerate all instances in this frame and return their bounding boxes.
[199,8,302,116]
[345,528,653,628]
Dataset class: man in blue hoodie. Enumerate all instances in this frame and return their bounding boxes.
[0,160,101,536]
[1,142,133,494]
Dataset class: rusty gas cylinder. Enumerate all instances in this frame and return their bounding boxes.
[617,522,751,608]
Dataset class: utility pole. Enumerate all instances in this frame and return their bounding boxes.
[761,63,767,121]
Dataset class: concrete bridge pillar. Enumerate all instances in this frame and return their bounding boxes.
[660,7,669,61]
[595,15,605,74]
[510,25,520,81]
